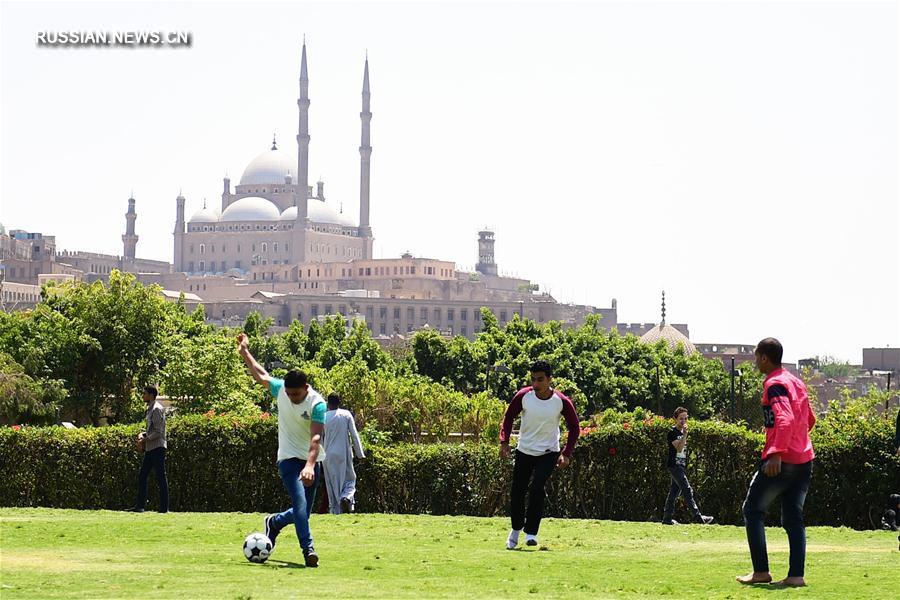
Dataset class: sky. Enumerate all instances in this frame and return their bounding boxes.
[1,0,898,363]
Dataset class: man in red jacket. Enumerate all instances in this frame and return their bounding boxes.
[737,338,816,588]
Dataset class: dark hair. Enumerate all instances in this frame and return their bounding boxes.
[327,393,341,408]
[755,337,784,365]
[143,385,158,398]
[284,370,308,389]
[530,360,552,378]
[673,406,688,418]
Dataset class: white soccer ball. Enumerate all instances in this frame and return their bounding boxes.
[243,532,272,563]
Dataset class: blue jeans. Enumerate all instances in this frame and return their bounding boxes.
[663,465,701,521]
[272,459,321,550]
[136,447,169,512]
[742,460,812,578]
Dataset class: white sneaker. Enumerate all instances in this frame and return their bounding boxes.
[525,534,538,546]
[506,529,522,550]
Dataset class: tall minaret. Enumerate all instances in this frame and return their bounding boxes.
[122,195,139,260]
[358,54,373,254]
[173,192,186,271]
[295,39,310,224]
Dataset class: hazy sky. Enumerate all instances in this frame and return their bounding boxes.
[1,0,898,363]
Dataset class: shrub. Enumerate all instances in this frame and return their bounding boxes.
[2,410,896,528]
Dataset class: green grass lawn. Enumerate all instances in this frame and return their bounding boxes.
[1,508,897,599]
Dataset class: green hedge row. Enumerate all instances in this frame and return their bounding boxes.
[1,415,896,528]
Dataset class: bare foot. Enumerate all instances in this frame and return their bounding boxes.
[772,577,806,587]
[736,572,772,585]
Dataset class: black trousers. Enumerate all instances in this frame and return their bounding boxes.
[510,450,558,535]
[136,447,169,512]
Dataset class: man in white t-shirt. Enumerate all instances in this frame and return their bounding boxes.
[499,360,580,549]
[237,333,326,568]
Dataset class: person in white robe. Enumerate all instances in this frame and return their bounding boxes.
[323,394,365,514]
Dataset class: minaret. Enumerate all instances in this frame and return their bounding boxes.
[174,192,186,271]
[359,54,373,254]
[295,39,310,224]
[122,195,139,260]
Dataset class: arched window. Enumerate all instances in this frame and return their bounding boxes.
[199,244,205,255]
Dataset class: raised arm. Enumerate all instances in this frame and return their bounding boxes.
[236,333,270,387]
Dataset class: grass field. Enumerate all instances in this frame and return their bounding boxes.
[1,508,897,599]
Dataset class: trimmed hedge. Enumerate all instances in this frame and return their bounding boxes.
[1,414,897,528]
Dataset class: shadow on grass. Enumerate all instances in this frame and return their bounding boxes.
[261,559,305,569]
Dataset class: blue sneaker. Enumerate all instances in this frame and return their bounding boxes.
[264,515,280,548]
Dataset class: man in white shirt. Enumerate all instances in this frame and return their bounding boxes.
[237,333,326,568]
[499,360,580,549]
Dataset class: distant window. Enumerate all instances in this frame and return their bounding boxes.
[393,307,400,319]
[461,309,468,321]
[447,309,454,321]
[199,244,205,254]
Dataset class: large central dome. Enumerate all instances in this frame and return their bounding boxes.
[240,147,296,186]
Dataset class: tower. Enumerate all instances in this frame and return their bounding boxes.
[476,229,497,276]
[291,39,311,263]
[122,195,139,260]
[359,54,374,257]
[295,39,310,224]
[173,192,186,271]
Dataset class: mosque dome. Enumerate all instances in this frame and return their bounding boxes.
[638,291,696,354]
[640,324,696,354]
[188,205,220,223]
[220,196,280,222]
[239,145,295,186]
[279,200,356,227]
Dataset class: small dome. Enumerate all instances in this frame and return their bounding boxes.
[189,205,220,223]
[220,196,280,222]
[239,147,296,186]
[640,324,696,354]
[279,200,356,227]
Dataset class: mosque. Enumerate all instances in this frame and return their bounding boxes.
[3,43,627,339]
[174,43,373,276]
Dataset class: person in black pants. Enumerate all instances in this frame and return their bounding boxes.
[662,407,713,525]
[131,385,169,513]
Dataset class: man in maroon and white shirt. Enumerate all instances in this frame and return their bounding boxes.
[499,360,580,549]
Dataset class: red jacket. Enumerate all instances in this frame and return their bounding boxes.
[761,367,816,464]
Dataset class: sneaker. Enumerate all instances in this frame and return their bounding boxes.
[264,515,280,548]
[525,534,538,546]
[661,519,679,525]
[506,529,521,550]
[699,515,714,525]
[340,497,352,514]
[303,546,319,568]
